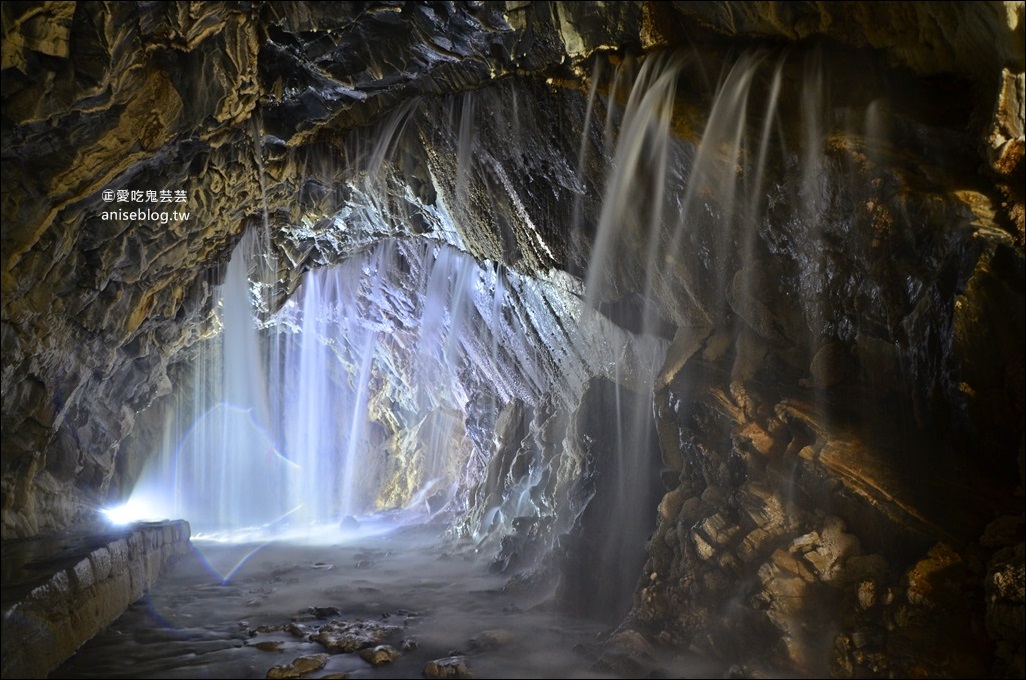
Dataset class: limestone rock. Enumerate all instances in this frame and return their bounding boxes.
[359,645,400,666]
[799,517,863,585]
[670,2,1024,81]
[986,69,1025,177]
[1,3,1022,678]
[291,654,330,674]
[986,543,1026,677]
[423,655,473,679]
[0,521,190,679]
[310,619,401,653]
[906,543,964,607]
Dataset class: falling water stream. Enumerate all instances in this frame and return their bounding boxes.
[68,44,926,678]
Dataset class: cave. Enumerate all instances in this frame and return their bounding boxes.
[2,2,1024,679]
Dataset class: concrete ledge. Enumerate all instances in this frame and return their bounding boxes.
[1,520,190,679]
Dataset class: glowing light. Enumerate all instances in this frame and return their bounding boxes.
[102,497,168,525]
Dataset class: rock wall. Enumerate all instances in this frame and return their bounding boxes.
[1,520,191,679]
[1,0,619,536]
[1,2,1024,677]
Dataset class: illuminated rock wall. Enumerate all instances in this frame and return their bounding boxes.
[2,2,1023,676]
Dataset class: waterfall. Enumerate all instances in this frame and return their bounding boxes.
[124,46,879,595]
[574,52,687,622]
[169,230,294,534]
[278,241,397,527]
[137,230,596,536]
[283,266,341,525]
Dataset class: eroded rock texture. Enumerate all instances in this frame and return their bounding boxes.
[2,1,1024,677]
[0,520,190,678]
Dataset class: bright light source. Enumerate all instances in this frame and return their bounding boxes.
[102,497,167,525]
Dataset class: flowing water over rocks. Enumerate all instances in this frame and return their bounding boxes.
[51,521,722,680]
[2,2,1023,678]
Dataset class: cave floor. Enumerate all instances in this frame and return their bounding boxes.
[52,519,721,679]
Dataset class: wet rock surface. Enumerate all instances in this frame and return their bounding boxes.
[423,655,473,679]
[50,522,720,679]
[310,619,402,653]
[0,520,191,678]
[358,644,401,666]
[986,542,1026,677]
[1,0,1020,540]
[2,2,1024,679]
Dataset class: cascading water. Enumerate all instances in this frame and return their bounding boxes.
[283,269,337,525]
[39,5,1007,669]
[121,42,917,631]
[278,245,394,527]
[132,228,592,536]
[162,230,293,534]
[566,52,687,622]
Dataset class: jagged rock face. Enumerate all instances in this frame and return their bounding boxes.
[1,2,1024,678]
[0,1,626,535]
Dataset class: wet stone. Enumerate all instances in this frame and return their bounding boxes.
[842,554,889,585]
[424,656,473,679]
[359,644,401,666]
[858,580,877,609]
[691,530,718,560]
[771,549,812,578]
[265,653,329,678]
[283,623,308,637]
[291,654,329,673]
[791,532,819,552]
[738,528,772,563]
[311,619,402,652]
[698,513,738,547]
[255,625,283,633]
[469,628,513,649]
[906,543,964,606]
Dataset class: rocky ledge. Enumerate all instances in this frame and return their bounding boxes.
[0,520,191,679]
